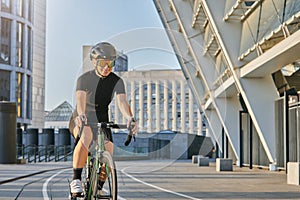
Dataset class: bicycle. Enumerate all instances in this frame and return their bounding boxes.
[70,119,135,200]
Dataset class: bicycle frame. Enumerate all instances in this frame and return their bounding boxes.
[84,122,131,200]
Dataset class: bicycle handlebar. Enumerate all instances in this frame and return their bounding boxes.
[77,117,135,146]
[97,122,127,129]
[97,122,135,146]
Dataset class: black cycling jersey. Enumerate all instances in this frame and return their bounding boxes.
[76,70,125,122]
[69,70,125,141]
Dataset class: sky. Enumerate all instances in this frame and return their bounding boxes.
[45,0,180,110]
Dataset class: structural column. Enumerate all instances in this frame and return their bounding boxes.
[172,81,177,131]
[10,19,17,102]
[197,110,202,135]
[139,81,144,131]
[181,81,186,133]
[22,25,28,118]
[189,89,194,134]
[164,80,168,130]
[147,82,152,133]
[155,80,160,132]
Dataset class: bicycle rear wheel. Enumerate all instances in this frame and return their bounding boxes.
[92,151,117,200]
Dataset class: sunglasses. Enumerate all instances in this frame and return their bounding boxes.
[96,59,115,68]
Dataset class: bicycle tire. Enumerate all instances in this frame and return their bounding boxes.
[87,151,117,200]
[85,157,99,200]
[98,151,117,200]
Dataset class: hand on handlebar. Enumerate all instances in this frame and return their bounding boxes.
[75,114,87,127]
[124,117,138,146]
[127,117,138,135]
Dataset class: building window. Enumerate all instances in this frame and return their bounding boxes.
[16,73,23,117]
[27,26,32,70]
[16,0,24,17]
[16,22,24,68]
[1,0,11,13]
[0,17,11,65]
[0,70,10,101]
[26,75,32,119]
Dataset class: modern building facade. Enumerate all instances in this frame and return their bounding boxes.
[0,0,45,129]
[153,0,300,169]
[111,69,204,135]
[30,0,47,130]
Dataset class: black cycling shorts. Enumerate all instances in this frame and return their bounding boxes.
[68,112,113,143]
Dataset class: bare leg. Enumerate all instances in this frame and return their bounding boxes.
[104,141,114,156]
[73,126,93,168]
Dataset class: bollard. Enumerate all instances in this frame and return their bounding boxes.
[26,128,38,162]
[42,128,55,145]
[16,128,23,157]
[58,128,71,146]
[0,102,17,164]
[216,158,233,171]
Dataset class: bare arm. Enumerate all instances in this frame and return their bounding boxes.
[116,93,132,119]
[116,93,137,134]
[76,90,87,125]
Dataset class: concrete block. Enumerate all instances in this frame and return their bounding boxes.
[192,155,199,164]
[287,162,300,185]
[269,163,277,171]
[198,157,209,166]
[216,158,233,171]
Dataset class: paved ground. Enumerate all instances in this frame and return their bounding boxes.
[0,160,299,200]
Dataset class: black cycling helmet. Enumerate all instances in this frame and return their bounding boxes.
[89,42,117,60]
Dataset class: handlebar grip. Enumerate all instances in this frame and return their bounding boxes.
[124,134,132,146]
[124,123,136,146]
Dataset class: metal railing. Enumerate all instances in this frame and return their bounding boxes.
[16,145,73,163]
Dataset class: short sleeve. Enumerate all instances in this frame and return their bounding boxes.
[76,75,86,91]
[114,78,125,94]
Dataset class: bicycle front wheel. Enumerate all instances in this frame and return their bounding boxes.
[92,151,117,200]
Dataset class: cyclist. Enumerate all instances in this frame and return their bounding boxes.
[69,42,138,197]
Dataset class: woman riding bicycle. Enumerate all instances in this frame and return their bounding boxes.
[69,42,138,197]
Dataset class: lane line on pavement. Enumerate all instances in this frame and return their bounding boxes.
[42,168,127,200]
[121,167,203,200]
[101,188,127,200]
[0,167,70,185]
[43,168,70,200]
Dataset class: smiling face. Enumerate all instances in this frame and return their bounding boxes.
[93,58,115,77]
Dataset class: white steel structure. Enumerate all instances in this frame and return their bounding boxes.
[153,0,300,168]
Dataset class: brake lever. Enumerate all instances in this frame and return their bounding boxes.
[124,124,136,146]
